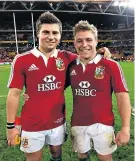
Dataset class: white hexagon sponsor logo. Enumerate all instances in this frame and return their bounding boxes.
[43,75,56,83]
[79,81,90,88]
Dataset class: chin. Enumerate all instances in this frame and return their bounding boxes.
[46,48,55,52]
[80,56,89,59]
[82,54,91,58]
[48,45,56,49]
[84,57,91,60]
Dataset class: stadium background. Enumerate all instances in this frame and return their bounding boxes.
[0,0,134,161]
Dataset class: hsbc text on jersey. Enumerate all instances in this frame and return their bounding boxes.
[38,82,61,91]
[75,81,96,96]
[75,89,96,96]
[37,75,62,91]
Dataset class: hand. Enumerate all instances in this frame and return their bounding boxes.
[7,128,20,146]
[23,93,29,101]
[98,47,112,59]
[115,128,130,146]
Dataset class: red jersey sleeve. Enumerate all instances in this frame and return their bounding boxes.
[7,55,25,89]
[62,50,78,63]
[67,51,78,62]
[109,61,128,93]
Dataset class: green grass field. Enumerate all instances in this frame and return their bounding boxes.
[0,62,134,161]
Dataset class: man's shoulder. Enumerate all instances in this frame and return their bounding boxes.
[102,58,119,66]
[58,50,74,55]
[58,50,77,59]
[14,50,33,61]
[101,58,121,73]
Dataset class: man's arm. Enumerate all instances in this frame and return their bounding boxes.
[115,92,131,146]
[97,47,112,59]
[6,88,22,146]
[6,88,22,122]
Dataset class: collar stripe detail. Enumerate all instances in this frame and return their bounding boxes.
[31,47,58,58]
[76,54,103,65]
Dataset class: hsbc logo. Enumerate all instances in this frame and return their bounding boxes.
[43,75,56,83]
[75,81,96,97]
[79,81,90,88]
[38,75,61,91]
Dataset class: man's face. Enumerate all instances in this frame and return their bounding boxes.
[37,24,61,52]
[74,30,97,59]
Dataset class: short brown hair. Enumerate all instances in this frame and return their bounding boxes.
[73,20,98,39]
[36,11,62,35]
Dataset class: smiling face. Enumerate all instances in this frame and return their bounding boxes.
[37,24,61,53]
[74,30,97,60]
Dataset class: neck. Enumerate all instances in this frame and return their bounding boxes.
[80,53,97,66]
[38,46,56,59]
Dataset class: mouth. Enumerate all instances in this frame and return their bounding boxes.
[46,41,55,44]
[80,49,91,52]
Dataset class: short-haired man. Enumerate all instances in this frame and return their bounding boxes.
[6,12,77,161]
[66,21,131,161]
[6,12,110,161]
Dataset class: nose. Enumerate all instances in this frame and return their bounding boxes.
[48,33,54,40]
[82,40,87,47]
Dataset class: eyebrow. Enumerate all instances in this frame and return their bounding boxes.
[76,37,93,40]
[42,30,59,33]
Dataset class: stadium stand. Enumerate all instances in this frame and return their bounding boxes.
[0,1,134,161]
[0,1,134,62]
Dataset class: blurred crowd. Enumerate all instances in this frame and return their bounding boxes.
[0,48,13,62]
[0,20,133,31]
[0,44,134,63]
[0,21,134,63]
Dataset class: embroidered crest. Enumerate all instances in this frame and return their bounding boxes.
[94,66,105,79]
[21,137,28,148]
[55,58,65,71]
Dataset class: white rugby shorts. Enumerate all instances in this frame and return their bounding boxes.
[20,123,66,153]
[71,123,117,155]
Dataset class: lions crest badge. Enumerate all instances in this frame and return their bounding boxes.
[55,58,65,71]
[94,66,105,79]
[21,137,28,148]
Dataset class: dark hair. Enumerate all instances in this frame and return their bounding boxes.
[36,11,62,35]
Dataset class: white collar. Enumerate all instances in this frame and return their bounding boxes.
[76,54,103,65]
[31,47,58,58]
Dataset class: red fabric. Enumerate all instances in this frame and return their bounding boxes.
[15,116,21,125]
[8,49,77,131]
[68,58,128,127]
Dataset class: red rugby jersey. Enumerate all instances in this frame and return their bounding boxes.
[8,48,77,131]
[66,54,128,126]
